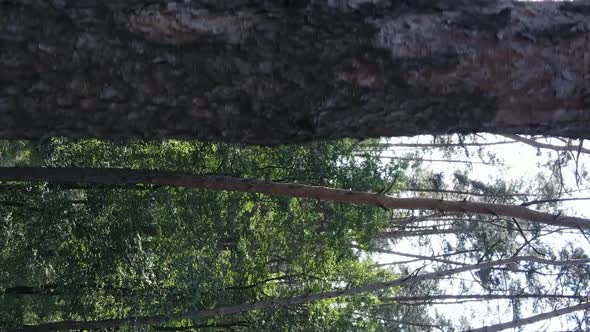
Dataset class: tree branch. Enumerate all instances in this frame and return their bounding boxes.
[520,197,590,207]
[354,246,468,266]
[501,135,590,154]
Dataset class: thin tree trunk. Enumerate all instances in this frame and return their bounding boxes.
[501,135,590,154]
[375,229,459,239]
[1,1,590,144]
[360,141,517,149]
[373,249,481,267]
[0,200,41,211]
[1,285,58,296]
[388,212,449,225]
[467,301,590,332]
[356,156,495,165]
[353,311,447,332]
[15,255,590,331]
[154,321,250,331]
[382,294,588,303]
[1,284,131,297]
[404,189,514,198]
[353,246,468,266]
[521,197,590,207]
[1,167,589,229]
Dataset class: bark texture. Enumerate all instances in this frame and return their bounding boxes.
[1,0,589,144]
[1,166,589,229]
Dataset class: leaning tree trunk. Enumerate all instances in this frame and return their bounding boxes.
[15,255,590,331]
[2,167,590,229]
[469,301,590,332]
[1,0,589,144]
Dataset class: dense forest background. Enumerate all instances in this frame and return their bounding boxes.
[1,135,589,331]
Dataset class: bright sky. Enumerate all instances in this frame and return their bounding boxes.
[371,134,590,331]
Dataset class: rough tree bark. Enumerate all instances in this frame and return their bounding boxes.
[1,167,590,229]
[1,0,589,144]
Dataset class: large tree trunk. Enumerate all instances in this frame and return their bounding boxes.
[1,0,589,144]
[1,166,589,229]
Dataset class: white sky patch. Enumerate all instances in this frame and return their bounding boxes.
[369,134,590,331]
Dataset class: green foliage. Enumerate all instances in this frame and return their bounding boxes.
[0,139,411,330]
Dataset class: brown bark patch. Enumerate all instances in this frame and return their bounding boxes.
[121,2,257,45]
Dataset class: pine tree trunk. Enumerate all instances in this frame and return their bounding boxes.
[1,166,589,229]
[1,0,589,144]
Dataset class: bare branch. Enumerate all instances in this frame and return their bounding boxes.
[373,249,481,267]
[520,197,590,207]
[501,135,590,154]
[355,246,468,266]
